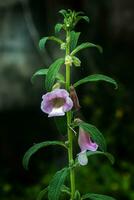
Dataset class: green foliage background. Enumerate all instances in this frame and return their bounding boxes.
[0,0,134,200]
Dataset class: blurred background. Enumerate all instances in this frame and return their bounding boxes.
[0,0,134,199]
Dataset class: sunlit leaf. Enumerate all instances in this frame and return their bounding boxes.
[73,74,118,89]
[22,141,67,170]
[82,193,116,200]
[48,167,69,200]
[31,68,65,84]
[71,42,103,56]
[45,58,64,91]
[78,122,107,152]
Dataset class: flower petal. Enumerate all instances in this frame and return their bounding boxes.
[78,128,98,151]
[48,107,65,117]
[78,151,88,166]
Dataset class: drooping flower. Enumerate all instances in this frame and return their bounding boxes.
[78,127,98,166]
[41,89,73,117]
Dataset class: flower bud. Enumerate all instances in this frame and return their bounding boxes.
[65,55,73,66]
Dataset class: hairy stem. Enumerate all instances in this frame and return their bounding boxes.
[65,30,75,200]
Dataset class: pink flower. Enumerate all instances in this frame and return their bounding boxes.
[41,89,73,117]
[78,128,98,165]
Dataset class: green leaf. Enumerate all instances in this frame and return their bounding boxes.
[70,31,81,51]
[79,122,107,152]
[45,58,64,91]
[71,42,103,56]
[82,193,116,200]
[55,23,63,33]
[73,74,118,89]
[74,190,81,200]
[86,151,115,164]
[54,116,67,135]
[22,141,67,170]
[37,187,48,200]
[39,36,63,50]
[31,68,65,84]
[48,167,69,200]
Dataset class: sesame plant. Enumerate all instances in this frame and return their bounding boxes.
[23,9,118,200]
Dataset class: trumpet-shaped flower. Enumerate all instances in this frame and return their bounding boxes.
[41,89,73,117]
[78,127,98,165]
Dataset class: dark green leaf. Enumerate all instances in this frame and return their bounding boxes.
[79,122,107,152]
[54,116,67,135]
[70,31,81,51]
[55,23,63,33]
[73,74,118,89]
[45,58,64,91]
[31,68,65,84]
[39,36,63,50]
[48,167,69,200]
[22,141,67,170]
[82,193,116,200]
[37,187,48,200]
[71,42,103,56]
[61,185,70,195]
[86,151,115,164]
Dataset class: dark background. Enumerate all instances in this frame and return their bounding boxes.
[0,0,134,199]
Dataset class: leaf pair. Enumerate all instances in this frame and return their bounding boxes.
[32,58,65,91]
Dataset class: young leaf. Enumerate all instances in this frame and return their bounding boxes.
[37,187,48,200]
[59,9,67,17]
[45,58,64,91]
[22,141,67,170]
[73,74,118,89]
[82,193,116,200]
[76,16,90,24]
[79,122,107,152]
[48,167,69,200]
[39,36,63,50]
[70,31,81,51]
[55,23,63,33]
[71,42,103,56]
[31,68,65,84]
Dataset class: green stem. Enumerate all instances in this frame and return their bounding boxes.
[65,31,75,200]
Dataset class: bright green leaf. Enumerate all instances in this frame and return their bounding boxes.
[73,74,118,89]
[71,42,103,56]
[55,23,63,33]
[82,193,116,200]
[45,58,64,91]
[48,167,69,200]
[70,31,81,51]
[31,68,65,84]
[79,122,107,152]
[22,141,67,170]
[39,36,63,50]
[37,187,48,200]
